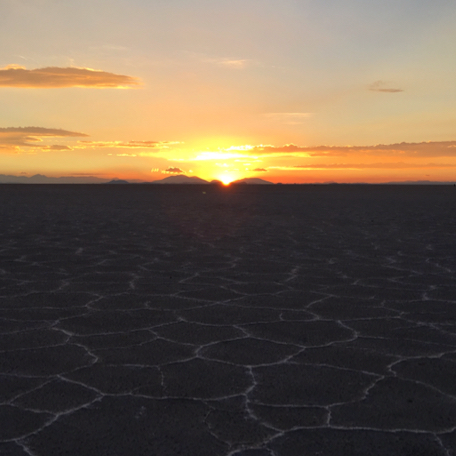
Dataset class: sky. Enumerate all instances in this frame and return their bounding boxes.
[1,0,456,184]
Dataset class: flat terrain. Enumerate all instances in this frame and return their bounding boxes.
[1,184,456,456]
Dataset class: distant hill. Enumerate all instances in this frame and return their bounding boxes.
[105,179,129,184]
[1,173,454,185]
[150,175,209,184]
[0,174,111,184]
[381,180,456,185]
[231,177,273,185]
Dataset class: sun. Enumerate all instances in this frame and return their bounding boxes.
[219,176,233,185]
[218,173,240,185]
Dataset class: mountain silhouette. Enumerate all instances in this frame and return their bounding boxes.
[231,177,273,185]
[150,175,209,184]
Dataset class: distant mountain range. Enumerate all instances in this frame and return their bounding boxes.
[231,178,273,185]
[0,174,275,184]
[149,175,210,184]
[148,175,273,184]
[0,174,111,184]
[105,179,130,184]
[1,173,455,185]
[381,180,456,185]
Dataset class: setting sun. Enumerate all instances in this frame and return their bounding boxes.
[218,174,238,185]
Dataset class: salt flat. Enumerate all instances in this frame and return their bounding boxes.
[0,184,456,456]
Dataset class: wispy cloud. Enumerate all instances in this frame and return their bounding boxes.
[196,53,250,69]
[0,127,88,152]
[78,140,177,149]
[0,65,140,88]
[214,58,249,68]
[250,141,456,158]
[41,145,72,151]
[292,162,456,170]
[252,168,268,172]
[0,126,178,154]
[369,80,403,93]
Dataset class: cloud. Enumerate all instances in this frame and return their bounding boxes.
[0,65,140,88]
[0,127,88,151]
[78,140,173,149]
[163,167,184,174]
[292,162,456,170]
[250,144,313,154]
[41,145,73,151]
[0,126,87,138]
[216,59,248,68]
[369,80,403,93]
[201,56,249,69]
[253,168,268,172]
[250,141,456,158]
[0,126,177,155]
[79,141,180,155]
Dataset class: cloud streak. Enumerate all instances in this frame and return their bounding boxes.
[78,140,176,149]
[369,80,403,93]
[0,126,177,154]
[216,59,248,68]
[250,141,456,158]
[0,65,140,88]
[0,127,88,151]
[199,56,249,69]
[291,162,456,170]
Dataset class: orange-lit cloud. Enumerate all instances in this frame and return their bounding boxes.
[0,127,178,156]
[0,65,140,88]
[78,140,176,149]
[41,145,73,151]
[369,80,403,93]
[250,141,456,157]
[292,162,456,170]
[163,167,184,174]
[253,168,268,172]
[0,127,88,151]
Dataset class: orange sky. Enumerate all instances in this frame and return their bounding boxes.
[1,0,456,183]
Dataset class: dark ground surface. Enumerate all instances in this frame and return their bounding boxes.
[0,184,456,456]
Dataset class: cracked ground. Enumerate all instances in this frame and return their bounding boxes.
[1,184,456,456]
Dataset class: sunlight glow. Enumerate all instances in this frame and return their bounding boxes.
[225,145,255,151]
[193,152,247,161]
[218,173,239,185]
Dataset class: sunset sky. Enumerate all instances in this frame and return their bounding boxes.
[1,0,456,183]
